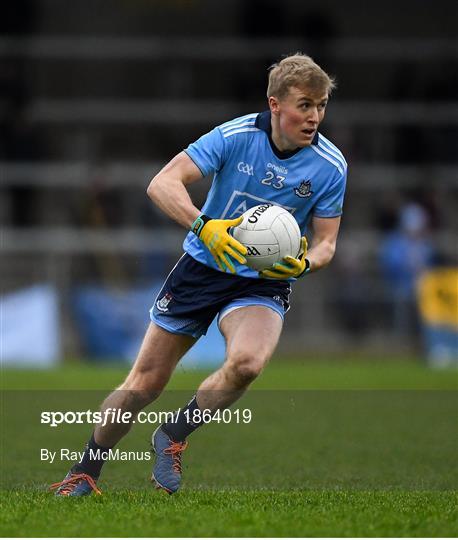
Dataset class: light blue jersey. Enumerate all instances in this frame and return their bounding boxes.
[183,110,347,278]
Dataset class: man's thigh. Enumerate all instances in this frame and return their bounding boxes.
[219,306,283,367]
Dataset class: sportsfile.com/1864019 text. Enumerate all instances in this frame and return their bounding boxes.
[40,408,252,428]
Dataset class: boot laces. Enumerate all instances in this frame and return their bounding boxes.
[163,441,188,474]
[49,473,101,495]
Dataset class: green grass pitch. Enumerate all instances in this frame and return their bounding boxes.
[1,358,457,537]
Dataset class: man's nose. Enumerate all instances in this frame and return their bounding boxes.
[307,107,319,124]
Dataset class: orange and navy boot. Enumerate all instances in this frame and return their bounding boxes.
[151,426,188,494]
[49,470,101,497]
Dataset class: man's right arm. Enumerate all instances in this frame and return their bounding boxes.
[146,151,203,229]
[147,150,246,272]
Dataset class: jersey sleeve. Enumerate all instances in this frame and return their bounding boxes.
[313,168,347,218]
[184,127,227,177]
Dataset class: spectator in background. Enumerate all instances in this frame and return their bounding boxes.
[379,203,437,339]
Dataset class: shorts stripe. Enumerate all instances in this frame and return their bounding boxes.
[218,299,285,328]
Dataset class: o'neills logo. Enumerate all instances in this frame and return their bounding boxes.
[267,162,288,175]
[248,204,272,223]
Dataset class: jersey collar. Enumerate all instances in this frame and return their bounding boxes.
[255,110,319,159]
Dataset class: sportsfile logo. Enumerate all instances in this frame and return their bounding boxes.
[40,408,177,427]
[237,162,254,176]
[40,407,252,428]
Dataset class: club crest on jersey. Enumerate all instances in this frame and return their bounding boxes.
[294,180,313,198]
[156,292,172,312]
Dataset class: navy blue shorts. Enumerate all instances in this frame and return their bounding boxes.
[150,254,291,338]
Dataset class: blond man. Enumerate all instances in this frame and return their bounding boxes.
[51,53,347,496]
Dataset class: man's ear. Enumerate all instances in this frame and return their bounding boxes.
[268,96,280,116]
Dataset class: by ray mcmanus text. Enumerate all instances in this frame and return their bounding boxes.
[40,447,153,464]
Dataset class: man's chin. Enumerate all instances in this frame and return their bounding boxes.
[300,132,316,146]
[280,135,312,151]
[296,140,312,148]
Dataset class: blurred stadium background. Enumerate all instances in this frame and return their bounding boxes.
[1,0,457,368]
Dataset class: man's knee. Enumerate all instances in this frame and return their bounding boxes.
[225,350,266,386]
[118,365,169,403]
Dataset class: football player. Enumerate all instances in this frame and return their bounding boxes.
[51,53,347,496]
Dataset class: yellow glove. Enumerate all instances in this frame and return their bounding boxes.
[260,237,310,279]
[191,214,247,273]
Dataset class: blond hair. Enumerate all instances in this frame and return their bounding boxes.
[267,53,336,100]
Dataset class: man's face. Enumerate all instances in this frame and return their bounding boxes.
[269,86,328,150]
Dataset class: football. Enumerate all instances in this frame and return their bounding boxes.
[232,204,301,271]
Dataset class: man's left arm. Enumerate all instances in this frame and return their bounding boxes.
[306,215,341,272]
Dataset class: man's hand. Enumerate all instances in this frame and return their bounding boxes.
[191,215,247,273]
[260,237,310,279]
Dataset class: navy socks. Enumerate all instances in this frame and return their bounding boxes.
[72,433,112,478]
[161,395,204,442]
